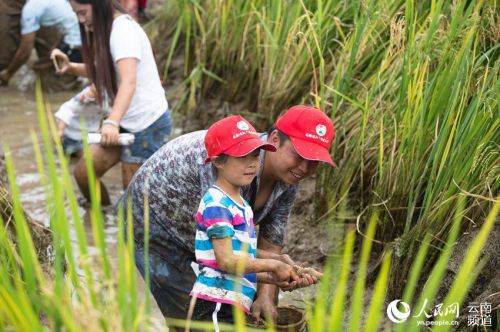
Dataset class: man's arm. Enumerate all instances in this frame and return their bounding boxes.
[0,32,36,84]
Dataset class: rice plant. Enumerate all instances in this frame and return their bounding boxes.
[0,0,498,330]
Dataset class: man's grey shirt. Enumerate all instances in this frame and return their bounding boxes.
[120,130,298,266]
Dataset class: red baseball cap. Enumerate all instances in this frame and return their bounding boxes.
[205,115,277,163]
[275,105,336,166]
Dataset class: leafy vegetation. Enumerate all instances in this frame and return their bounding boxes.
[0,0,498,330]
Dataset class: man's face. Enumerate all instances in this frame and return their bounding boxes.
[267,131,319,185]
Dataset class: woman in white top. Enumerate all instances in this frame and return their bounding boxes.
[50,0,171,205]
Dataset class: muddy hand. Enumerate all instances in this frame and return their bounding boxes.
[281,275,318,292]
[251,295,278,324]
[50,49,70,74]
[56,120,67,141]
[274,261,299,284]
[100,124,120,146]
[293,265,323,279]
[280,265,321,291]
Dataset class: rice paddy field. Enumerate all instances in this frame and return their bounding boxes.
[0,0,498,331]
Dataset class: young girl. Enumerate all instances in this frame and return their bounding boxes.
[50,0,171,205]
[190,115,299,329]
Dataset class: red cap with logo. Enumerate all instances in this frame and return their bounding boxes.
[275,105,336,166]
[205,115,277,164]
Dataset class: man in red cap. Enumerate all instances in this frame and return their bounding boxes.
[120,105,335,325]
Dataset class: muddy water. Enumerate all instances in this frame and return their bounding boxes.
[0,86,166,327]
[0,86,123,220]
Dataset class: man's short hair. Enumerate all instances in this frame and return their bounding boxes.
[267,126,289,145]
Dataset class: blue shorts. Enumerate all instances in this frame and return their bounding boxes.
[121,110,172,164]
[62,136,83,156]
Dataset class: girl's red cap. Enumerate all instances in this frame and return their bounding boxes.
[205,115,276,163]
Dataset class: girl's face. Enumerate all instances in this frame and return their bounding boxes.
[70,1,94,31]
[215,150,261,188]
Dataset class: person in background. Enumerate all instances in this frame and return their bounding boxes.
[120,0,149,22]
[0,0,26,76]
[189,115,301,329]
[51,0,172,205]
[0,0,82,85]
[137,0,149,21]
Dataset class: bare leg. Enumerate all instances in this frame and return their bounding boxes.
[74,144,121,205]
[72,150,84,159]
[121,162,141,190]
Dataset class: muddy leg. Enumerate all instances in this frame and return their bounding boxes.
[121,162,141,190]
[74,144,121,205]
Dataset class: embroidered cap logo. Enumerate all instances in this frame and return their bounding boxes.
[316,124,327,137]
[237,121,250,131]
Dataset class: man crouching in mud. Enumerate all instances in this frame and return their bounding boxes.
[119,105,336,325]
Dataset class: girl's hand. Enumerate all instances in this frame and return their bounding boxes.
[100,123,120,146]
[280,274,318,292]
[50,49,71,74]
[273,261,299,283]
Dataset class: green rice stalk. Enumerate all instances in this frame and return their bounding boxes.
[364,251,392,332]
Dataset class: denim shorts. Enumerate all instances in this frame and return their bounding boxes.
[62,136,83,156]
[121,110,172,163]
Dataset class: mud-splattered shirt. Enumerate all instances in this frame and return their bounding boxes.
[191,185,257,312]
[120,130,298,267]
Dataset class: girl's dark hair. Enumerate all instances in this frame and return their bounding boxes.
[212,154,228,165]
[73,0,125,105]
[211,154,228,177]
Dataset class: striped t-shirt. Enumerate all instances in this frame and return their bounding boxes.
[191,185,257,312]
